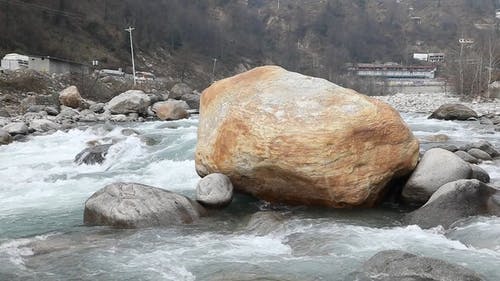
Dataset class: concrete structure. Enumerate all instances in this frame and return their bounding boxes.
[350,63,437,79]
[413,53,445,63]
[1,53,29,70]
[28,56,89,74]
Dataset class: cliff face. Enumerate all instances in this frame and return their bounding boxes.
[0,0,496,88]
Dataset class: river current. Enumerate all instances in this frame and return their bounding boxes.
[0,114,499,281]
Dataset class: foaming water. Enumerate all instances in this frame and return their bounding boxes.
[0,114,499,280]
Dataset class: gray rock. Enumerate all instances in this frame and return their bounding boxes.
[470,165,490,183]
[84,182,205,228]
[404,179,498,229]
[29,119,59,132]
[89,103,105,114]
[402,148,472,205]
[467,148,493,161]
[454,150,480,164]
[27,105,46,113]
[0,117,10,127]
[182,92,201,109]
[121,128,140,136]
[470,140,499,157]
[57,106,80,121]
[347,250,485,281]
[74,144,112,165]
[0,128,12,145]
[105,90,151,115]
[110,114,129,122]
[78,109,98,122]
[170,83,193,99]
[245,211,285,236]
[3,122,29,135]
[196,173,234,208]
[44,106,59,116]
[431,144,459,152]
[428,104,479,121]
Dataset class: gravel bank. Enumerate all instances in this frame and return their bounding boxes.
[374,93,499,116]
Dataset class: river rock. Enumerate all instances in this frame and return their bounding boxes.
[57,106,80,121]
[401,148,472,205]
[3,122,29,135]
[348,250,485,281]
[405,179,498,229]
[105,90,151,115]
[454,150,480,164]
[89,103,105,114]
[84,182,205,228]
[44,106,59,116]
[195,66,419,208]
[467,148,493,161]
[152,100,189,121]
[245,211,285,236]
[59,86,82,109]
[470,164,490,183]
[170,83,193,99]
[0,128,12,145]
[428,104,479,121]
[74,144,112,165]
[29,119,59,132]
[470,140,499,158]
[196,173,234,208]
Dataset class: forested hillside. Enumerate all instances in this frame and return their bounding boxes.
[0,0,498,88]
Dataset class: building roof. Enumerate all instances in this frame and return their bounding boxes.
[2,53,29,61]
[29,55,90,66]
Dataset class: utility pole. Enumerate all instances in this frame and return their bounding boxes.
[277,0,280,10]
[212,58,218,83]
[125,26,137,86]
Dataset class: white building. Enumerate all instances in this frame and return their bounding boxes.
[351,63,437,79]
[1,53,29,70]
[413,53,445,63]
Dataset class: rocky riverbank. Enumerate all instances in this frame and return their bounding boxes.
[374,92,500,116]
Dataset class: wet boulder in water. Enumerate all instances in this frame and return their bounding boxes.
[74,144,112,165]
[348,250,485,281]
[404,179,499,229]
[195,66,419,208]
[467,148,493,161]
[470,165,490,183]
[196,173,234,208]
[0,128,12,145]
[454,150,480,164]
[245,211,285,236]
[428,104,479,121]
[84,182,205,228]
[402,148,472,205]
[3,122,29,135]
[470,140,499,158]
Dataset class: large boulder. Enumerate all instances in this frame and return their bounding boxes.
[0,128,12,145]
[468,148,493,161]
[454,150,479,164]
[347,250,485,281]
[404,179,499,229]
[152,100,189,121]
[3,122,29,135]
[105,90,151,115]
[195,66,419,208]
[84,182,205,228]
[196,173,234,208]
[429,104,479,120]
[470,164,490,183]
[401,148,472,205]
[59,86,82,109]
[74,144,113,165]
[170,83,193,99]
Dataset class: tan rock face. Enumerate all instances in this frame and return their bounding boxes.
[59,86,82,109]
[195,66,419,208]
[152,100,189,121]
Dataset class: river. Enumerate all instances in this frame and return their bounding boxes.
[0,114,499,281]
